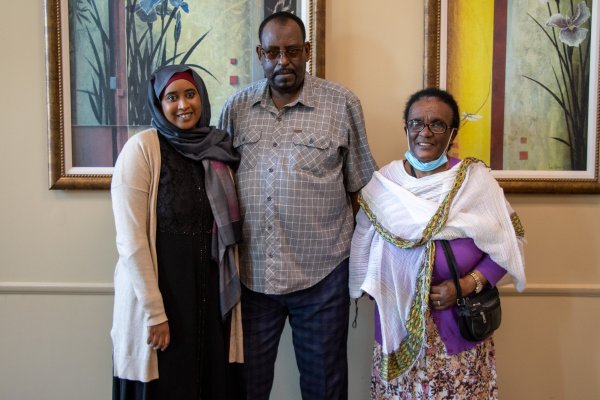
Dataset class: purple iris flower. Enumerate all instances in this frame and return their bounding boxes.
[546,1,591,47]
[169,0,190,13]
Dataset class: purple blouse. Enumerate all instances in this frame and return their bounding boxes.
[374,238,506,354]
[374,158,507,355]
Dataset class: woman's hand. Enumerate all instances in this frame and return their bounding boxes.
[147,321,170,351]
[429,280,457,310]
[429,275,478,310]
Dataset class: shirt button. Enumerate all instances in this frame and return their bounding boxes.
[276,117,282,122]
[268,167,273,173]
[309,138,314,144]
[272,142,278,147]
[268,253,273,258]
[267,196,272,201]
[267,225,272,231]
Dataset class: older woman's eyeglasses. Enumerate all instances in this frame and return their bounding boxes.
[258,45,305,61]
[406,119,451,135]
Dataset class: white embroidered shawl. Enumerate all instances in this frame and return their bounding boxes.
[349,158,525,380]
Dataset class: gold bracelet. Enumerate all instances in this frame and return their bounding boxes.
[469,271,483,294]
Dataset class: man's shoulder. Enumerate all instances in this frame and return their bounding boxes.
[309,75,360,102]
[224,79,267,106]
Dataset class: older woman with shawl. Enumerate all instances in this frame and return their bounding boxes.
[111,64,243,399]
[350,88,525,399]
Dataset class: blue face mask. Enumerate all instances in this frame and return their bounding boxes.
[405,149,448,172]
[404,128,453,172]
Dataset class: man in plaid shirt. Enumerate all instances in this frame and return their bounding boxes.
[219,11,376,400]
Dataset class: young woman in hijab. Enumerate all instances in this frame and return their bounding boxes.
[350,88,526,399]
[111,64,243,400]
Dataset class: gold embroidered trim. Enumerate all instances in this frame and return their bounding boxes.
[511,213,525,238]
[377,243,435,380]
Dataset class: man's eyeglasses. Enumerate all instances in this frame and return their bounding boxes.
[406,119,453,135]
[258,45,305,61]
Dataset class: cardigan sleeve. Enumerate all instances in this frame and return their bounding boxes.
[111,134,167,326]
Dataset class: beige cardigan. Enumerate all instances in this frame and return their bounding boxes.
[111,129,243,382]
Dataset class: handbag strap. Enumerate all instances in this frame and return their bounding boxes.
[439,240,464,300]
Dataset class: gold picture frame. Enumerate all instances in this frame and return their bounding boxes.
[45,0,325,189]
[424,0,600,193]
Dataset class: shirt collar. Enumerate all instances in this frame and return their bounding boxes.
[251,72,316,109]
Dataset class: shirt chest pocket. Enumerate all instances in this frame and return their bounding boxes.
[233,129,262,171]
[291,131,333,177]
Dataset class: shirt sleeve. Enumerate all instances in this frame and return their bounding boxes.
[343,97,377,193]
[217,97,234,136]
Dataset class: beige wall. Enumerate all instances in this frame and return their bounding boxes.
[0,1,598,399]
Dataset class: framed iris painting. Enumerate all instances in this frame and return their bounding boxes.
[45,0,325,189]
[424,0,600,193]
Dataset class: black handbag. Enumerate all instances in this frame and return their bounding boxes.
[439,240,502,342]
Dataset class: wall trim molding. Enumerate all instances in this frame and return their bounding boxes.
[500,283,600,297]
[0,282,114,295]
[1,281,599,297]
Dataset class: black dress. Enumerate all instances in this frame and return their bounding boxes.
[113,136,239,400]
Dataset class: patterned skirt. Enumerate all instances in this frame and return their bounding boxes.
[371,313,498,400]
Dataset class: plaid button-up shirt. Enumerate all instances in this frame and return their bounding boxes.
[219,74,376,294]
